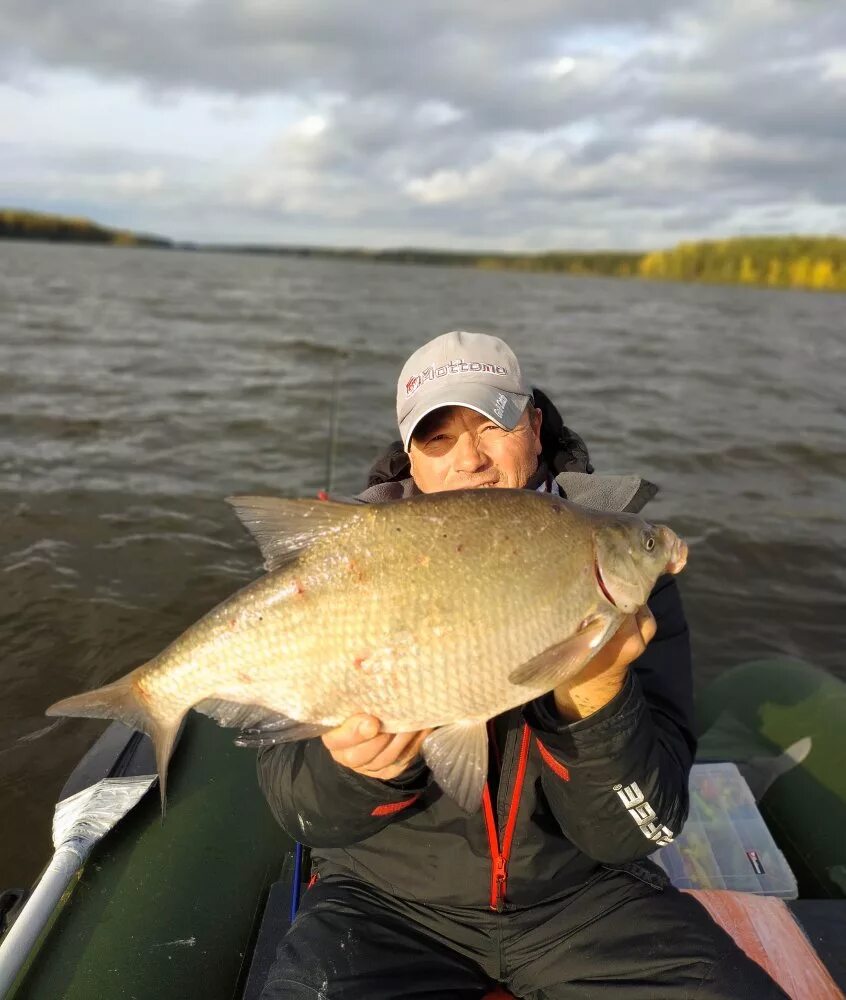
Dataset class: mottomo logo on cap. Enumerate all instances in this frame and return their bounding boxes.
[396,331,532,449]
[405,358,510,398]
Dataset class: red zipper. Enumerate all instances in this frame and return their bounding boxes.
[482,723,531,911]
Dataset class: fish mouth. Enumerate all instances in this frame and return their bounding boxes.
[594,554,617,607]
[665,536,688,575]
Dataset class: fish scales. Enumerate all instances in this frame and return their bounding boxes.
[241,491,595,731]
[46,488,687,811]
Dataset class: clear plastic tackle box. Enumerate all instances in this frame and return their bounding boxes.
[654,762,798,898]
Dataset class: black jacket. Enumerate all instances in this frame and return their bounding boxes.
[257,416,696,911]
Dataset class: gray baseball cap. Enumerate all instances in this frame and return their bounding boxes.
[397,331,532,449]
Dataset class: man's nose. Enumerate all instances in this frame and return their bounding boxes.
[452,431,487,472]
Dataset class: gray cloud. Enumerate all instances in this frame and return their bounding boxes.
[2,0,844,247]
[1,1,677,98]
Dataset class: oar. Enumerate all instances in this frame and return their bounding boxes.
[0,773,155,996]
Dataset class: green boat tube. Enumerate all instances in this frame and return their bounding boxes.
[697,658,846,900]
[3,714,292,1000]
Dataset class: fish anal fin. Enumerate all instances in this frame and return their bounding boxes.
[226,495,361,572]
[422,720,488,813]
[193,698,329,745]
[46,665,184,817]
[508,616,611,688]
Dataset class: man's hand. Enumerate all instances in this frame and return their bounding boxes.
[322,715,432,781]
[553,605,657,722]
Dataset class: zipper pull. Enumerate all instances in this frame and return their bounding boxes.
[494,857,507,912]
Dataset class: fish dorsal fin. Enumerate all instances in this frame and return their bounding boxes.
[226,495,362,571]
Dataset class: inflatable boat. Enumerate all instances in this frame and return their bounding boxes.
[1,658,844,998]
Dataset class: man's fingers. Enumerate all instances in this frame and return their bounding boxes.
[322,714,381,753]
[617,608,655,648]
[636,606,657,644]
[323,718,432,777]
[361,729,434,774]
[360,731,419,774]
[339,733,395,770]
[590,609,656,676]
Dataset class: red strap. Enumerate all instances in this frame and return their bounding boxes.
[536,739,570,781]
[371,793,421,817]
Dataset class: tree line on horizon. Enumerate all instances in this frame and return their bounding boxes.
[2,208,844,293]
[638,236,846,292]
[0,208,169,248]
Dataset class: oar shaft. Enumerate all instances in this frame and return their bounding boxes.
[0,847,82,997]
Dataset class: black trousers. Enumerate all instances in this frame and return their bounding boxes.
[259,867,789,1000]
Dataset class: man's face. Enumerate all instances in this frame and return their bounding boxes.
[408,405,542,493]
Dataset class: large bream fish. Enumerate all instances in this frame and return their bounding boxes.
[47,489,687,811]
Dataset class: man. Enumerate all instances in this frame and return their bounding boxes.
[257,331,786,999]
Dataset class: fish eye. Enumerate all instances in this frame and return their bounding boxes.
[642,531,656,552]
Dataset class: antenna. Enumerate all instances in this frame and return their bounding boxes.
[323,349,348,495]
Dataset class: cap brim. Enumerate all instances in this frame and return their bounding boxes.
[400,384,531,450]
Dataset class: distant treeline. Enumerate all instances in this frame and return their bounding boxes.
[638,236,846,292]
[3,208,844,292]
[379,249,642,277]
[0,209,170,248]
[204,243,642,277]
[217,239,846,292]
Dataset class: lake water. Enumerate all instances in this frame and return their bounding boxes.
[1,241,844,889]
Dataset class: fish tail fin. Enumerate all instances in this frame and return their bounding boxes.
[46,663,184,817]
[152,715,182,819]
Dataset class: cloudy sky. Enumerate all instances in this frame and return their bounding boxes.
[2,0,845,250]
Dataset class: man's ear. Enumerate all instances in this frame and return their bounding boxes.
[532,406,543,455]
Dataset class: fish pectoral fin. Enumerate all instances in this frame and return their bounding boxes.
[233,715,331,748]
[422,721,488,813]
[225,495,361,572]
[508,616,610,688]
[194,698,329,744]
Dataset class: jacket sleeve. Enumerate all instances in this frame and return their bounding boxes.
[522,575,696,864]
[256,737,431,848]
